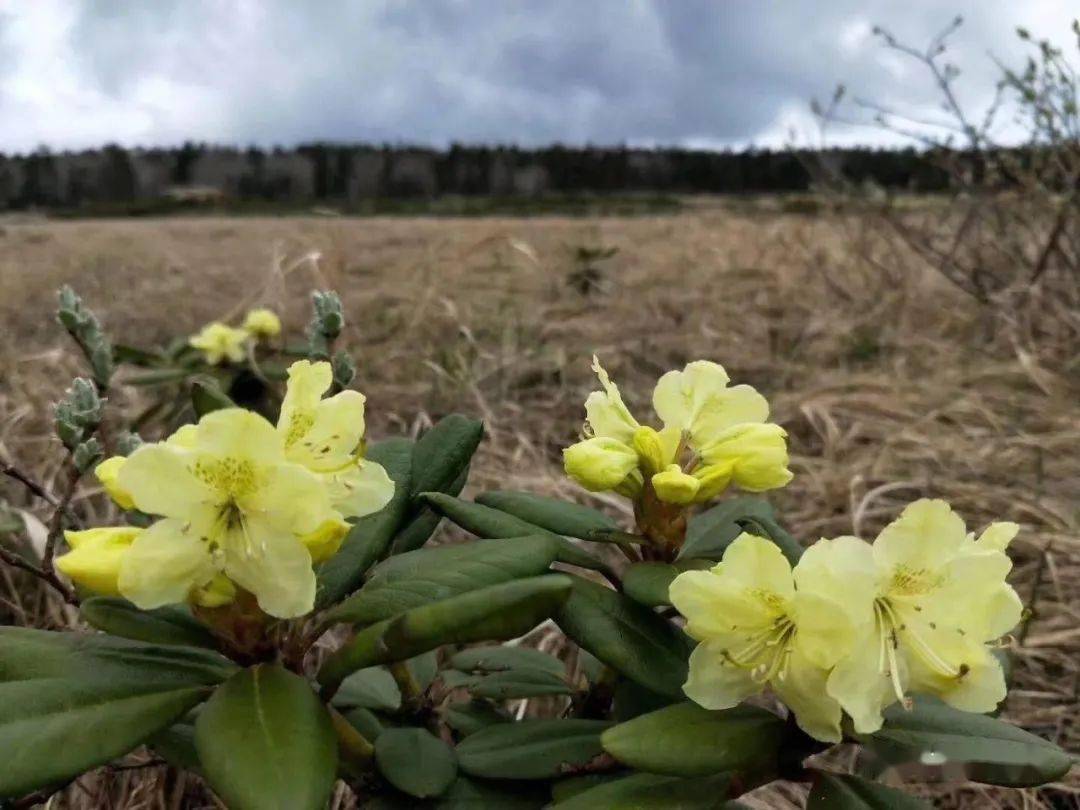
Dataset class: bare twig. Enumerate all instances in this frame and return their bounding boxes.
[0,543,78,604]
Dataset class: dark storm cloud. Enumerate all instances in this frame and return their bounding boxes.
[0,0,1069,151]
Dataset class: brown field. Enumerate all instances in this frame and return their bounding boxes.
[0,207,1077,808]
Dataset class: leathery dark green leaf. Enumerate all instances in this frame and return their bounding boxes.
[456,719,612,780]
[315,438,414,608]
[375,727,458,798]
[555,576,691,697]
[324,535,560,625]
[0,628,233,798]
[475,490,617,539]
[553,772,733,809]
[805,771,930,809]
[195,664,337,810]
[80,597,217,648]
[622,559,712,607]
[318,575,572,689]
[601,702,785,778]
[421,493,612,575]
[409,414,484,501]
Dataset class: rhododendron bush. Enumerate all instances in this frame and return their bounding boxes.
[0,288,1071,809]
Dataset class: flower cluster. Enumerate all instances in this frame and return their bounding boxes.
[189,307,282,365]
[56,360,394,618]
[671,499,1021,742]
[563,358,792,506]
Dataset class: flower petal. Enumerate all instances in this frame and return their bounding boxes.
[195,408,286,467]
[872,499,967,577]
[719,532,795,601]
[117,519,216,609]
[242,462,335,535]
[826,626,905,734]
[223,516,316,618]
[691,385,771,447]
[669,569,778,641]
[652,361,731,435]
[289,391,367,472]
[906,639,1006,714]
[772,646,843,743]
[563,436,638,492]
[327,460,395,519]
[583,357,640,443]
[118,444,216,518]
[699,423,792,493]
[683,639,761,710]
[94,456,134,510]
[794,535,878,627]
[56,527,141,596]
[976,522,1019,553]
[791,591,857,670]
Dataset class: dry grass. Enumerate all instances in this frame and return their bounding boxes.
[0,206,1077,808]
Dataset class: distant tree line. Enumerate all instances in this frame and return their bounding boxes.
[0,141,966,209]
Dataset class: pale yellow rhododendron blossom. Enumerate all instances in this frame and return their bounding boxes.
[670,533,855,742]
[563,357,791,504]
[189,322,250,365]
[242,308,282,338]
[801,499,1022,734]
[278,360,395,530]
[110,408,346,618]
[56,527,142,596]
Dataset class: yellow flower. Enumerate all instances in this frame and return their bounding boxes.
[95,455,135,510]
[670,533,855,742]
[277,360,395,522]
[189,322,250,365]
[242,308,282,338]
[802,500,1022,734]
[114,408,343,618]
[56,527,142,596]
[563,357,791,504]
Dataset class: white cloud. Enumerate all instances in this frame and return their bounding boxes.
[0,0,1073,152]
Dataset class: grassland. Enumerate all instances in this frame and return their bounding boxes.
[0,206,1076,808]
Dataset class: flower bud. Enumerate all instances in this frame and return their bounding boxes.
[563,437,639,492]
[651,464,701,505]
[632,426,667,475]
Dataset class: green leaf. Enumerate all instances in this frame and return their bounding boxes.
[409,414,484,501]
[861,696,1075,787]
[319,575,573,689]
[127,367,193,386]
[0,628,233,797]
[388,508,444,555]
[325,536,560,625]
[332,667,401,712]
[195,664,337,810]
[150,719,201,773]
[622,560,711,607]
[602,702,785,778]
[679,498,766,561]
[422,493,611,575]
[342,707,384,741]
[191,378,236,416]
[679,497,802,564]
[449,645,565,677]
[444,701,511,738]
[434,777,548,808]
[469,669,573,700]
[553,772,732,809]
[80,597,217,648]
[555,577,691,697]
[375,727,458,798]
[113,343,165,367]
[456,719,612,780]
[612,677,675,722]
[475,491,617,539]
[806,772,930,809]
[315,438,414,608]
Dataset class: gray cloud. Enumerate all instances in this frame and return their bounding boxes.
[0,0,1070,152]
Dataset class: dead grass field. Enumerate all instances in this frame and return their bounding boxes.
[0,208,1077,808]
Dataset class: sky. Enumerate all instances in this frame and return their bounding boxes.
[0,0,1072,154]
